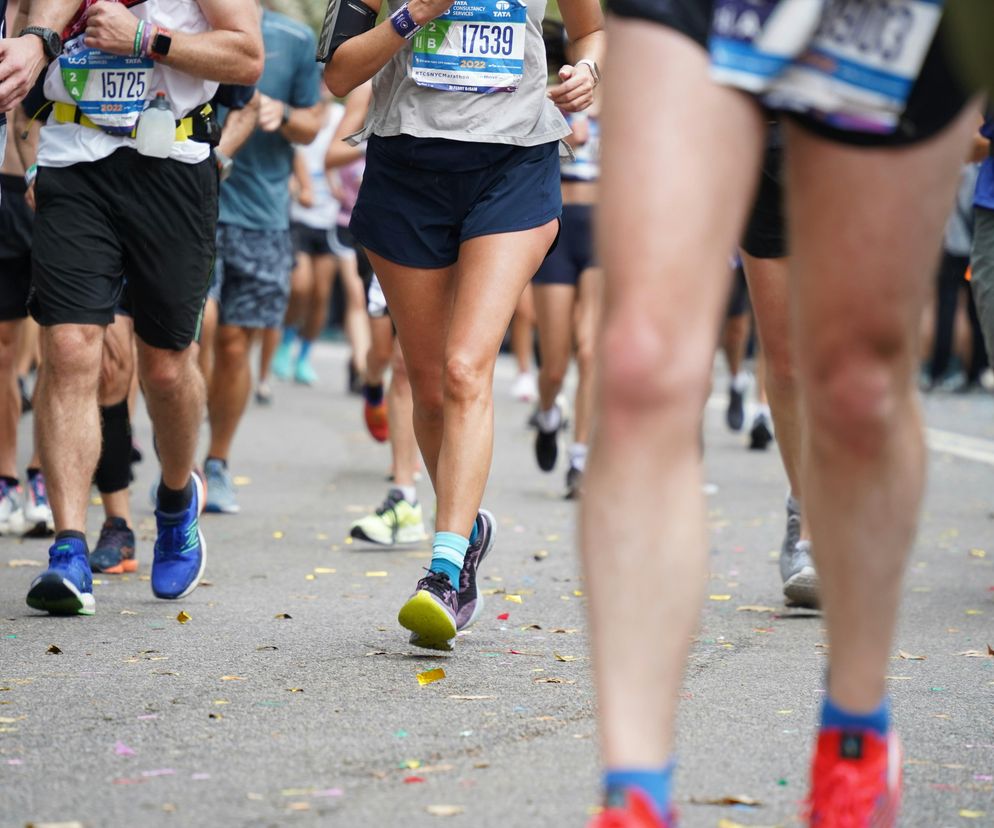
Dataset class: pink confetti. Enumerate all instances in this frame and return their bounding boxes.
[113,777,145,785]
[191,773,211,781]
[311,788,343,798]
[141,768,176,778]
[137,714,158,720]
[6,759,23,766]
[114,741,136,757]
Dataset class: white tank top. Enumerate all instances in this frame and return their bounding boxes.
[38,0,218,167]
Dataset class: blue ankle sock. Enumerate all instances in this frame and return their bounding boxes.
[820,695,889,737]
[430,532,469,587]
[469,520,479,545]
[604,760,675,818]
[298,339,312,361]
[281,326,297,347]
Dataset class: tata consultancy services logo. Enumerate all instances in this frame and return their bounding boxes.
[495,1,510,9]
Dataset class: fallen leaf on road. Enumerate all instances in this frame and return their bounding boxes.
[286,688,304,693]
[957,650,993,658]
[274,613,292,619]
[233,476,252,486]
[25,822,85,828]
[417,668,446,686]
[426,805,464,817]
[690,794,761,807]
[550,628,579,634]
[176,611,191,624]
[509,649,542,656]
[7,559,43,567]
[208,713,222,719]
[534,550,548,560]
[969,548,986,559]
[535,677,575,684]
[737,605,776,613]
[256,645,278,651]
[46,645,62,655]
[897,650,925,660]
[554,653,578,662]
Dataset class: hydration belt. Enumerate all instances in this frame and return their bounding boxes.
[52,101,219,144]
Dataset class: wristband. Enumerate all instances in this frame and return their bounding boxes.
[140,24,156,58]
[24,164,38,188]
[133,19,145,57]
[389,3,421,40]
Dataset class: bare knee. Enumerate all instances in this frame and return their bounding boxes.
[408,365,444,423]
[443,352,489,406]
[215,328,251,366]
[804,330,909,457]
[43,325,104,381]
[141,348,195,395]
[598,309,711,432]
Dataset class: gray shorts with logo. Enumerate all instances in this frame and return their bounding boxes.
[209,224,293,329]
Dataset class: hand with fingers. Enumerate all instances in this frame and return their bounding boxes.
[83,0,142,56]
[549,62,596,113]
[0,35,48,113]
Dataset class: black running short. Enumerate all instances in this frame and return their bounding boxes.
[291,221,333,257]
[742,135,787,260]
[30,148,218,350]
[0,174,32,321]
[605,0,973,148]
[533,203,597,286]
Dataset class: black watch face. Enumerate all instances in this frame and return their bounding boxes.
[153,34,172,56]
[45,31,61,58]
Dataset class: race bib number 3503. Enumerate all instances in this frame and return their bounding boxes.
[60,34,154,134]
[410,0,527,93]
[709,0,945,133]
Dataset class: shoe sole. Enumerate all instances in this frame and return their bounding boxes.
[350,523,427,547]
[458,509,497,631]
[26,573,95,616]
[783,567,820,609]
[153,474,208,600]
[98,559,138,575]
[398,591,457,646]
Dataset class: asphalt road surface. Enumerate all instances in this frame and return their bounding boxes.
[1,344,991,828]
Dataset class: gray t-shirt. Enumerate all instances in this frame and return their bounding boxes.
[357,0,569,147]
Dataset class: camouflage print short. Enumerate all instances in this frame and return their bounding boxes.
[209,224,294,329]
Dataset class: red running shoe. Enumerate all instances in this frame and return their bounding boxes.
[364,400,389,443]
[588,789,675,828]
[807,729,902,827]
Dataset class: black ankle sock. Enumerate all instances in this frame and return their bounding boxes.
[56,529,87,544]
[1,475,18,487]
[364,383,384,405]
[26,467,41,480]
[157,478,194,513]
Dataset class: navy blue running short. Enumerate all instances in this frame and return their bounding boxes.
[351,135,562,270]
[533,204,596,286]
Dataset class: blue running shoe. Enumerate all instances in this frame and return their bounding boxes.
[152,471,207,600]
[26,537,95,616]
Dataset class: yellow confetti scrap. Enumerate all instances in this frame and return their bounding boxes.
[213,700,229,705]
[233,476,252,486]
[505,594,523,604]
[546,534,559,542]
[573,590,585,597]
[314,567,336,574]
[403,760,422,769]
[316,533,329,540]
[366,571,388,577]
[220,676,245,682]
[417,668,446,686]
[273,531,284,540]
[969,548,986,559]
[176,611,191,624]
[305,574,316,581]
[966,610,984,616]
[426,805,464,817]
[709,594,732,601]
[344,537,354,545]
[959,811,986,819]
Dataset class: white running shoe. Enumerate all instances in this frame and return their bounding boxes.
[511,371,538,403]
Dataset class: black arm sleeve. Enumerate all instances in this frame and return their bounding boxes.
[316,0,378,63]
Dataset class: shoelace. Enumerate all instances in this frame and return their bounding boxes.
[807,758,888,826]
[418,569,455,599]
[99,524,133,551]
[155,513,199,559]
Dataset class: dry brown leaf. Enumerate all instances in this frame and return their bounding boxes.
[554,653,578,662]
[897,649,925,660]
[736,605,777,613]
[46,645,62,655]
[534,677,576,685]
[274,613,292,619]
[690,794,762,807]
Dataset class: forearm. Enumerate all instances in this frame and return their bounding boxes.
[326,140,363,169]
[570,30,605,71]
[217,92,259,157]
[281,105,323,144]
[157,29,263,86]
[27,0,84,34]
[324,21,405,98]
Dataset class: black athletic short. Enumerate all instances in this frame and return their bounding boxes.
[726,264,750,318]
[533,203,597,286]
[605,0,972,148]
[0,174,32,321]
[742,137,787,260]
[336,225,375,285]
[291,221,333,257]
[31,148,218,350]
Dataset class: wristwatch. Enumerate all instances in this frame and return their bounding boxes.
[19,26,62,62]
[281,103,291,126]
[575,58,600,87]
[149,28,173,59]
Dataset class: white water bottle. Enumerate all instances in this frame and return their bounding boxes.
[135,92,175,159]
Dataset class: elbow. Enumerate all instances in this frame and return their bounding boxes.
[241,53,264,85]
[323,62,354,100]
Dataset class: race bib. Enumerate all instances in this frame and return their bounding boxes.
[410,0,527,94]
[60,34,154,134]
[710,0,945,133]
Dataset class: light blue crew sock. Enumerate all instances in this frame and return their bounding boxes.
[604,760,675,819]
[430,531,468,587]
[281,326,297,346]
[298,338,313,361]
[469,519,479,545]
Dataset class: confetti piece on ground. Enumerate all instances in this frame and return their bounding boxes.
[417,668,446,686]
[274,613,292,619]
[737,605,776,613]
[535,677,575,684]
[426,805,464,817]
[46,645,62,655]
[273,531,284,539]
[554,653,578,662]
[533,550,548,560]
[709,595,732,601]
[969,549,986,559]
[233,476,252,485]
[497,613,510,620]
[404,776,426,784]
[505,595,523,604]
[690,795,761,807]
[573,590,585,597]
[898,650,925,660]
[366,571,388,577]
[114,741,136,757]
[305,574,316,581]
[965,610,984,616]
[7,559,43,567]
[959,811,986,819]
[220,676,245,682]
[314,567,336,574]
[176,611,191,624]
[447,695,494,700]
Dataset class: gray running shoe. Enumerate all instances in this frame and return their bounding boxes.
[204,458,240,514]
[455,509,496,631]
[780,497,819,607]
